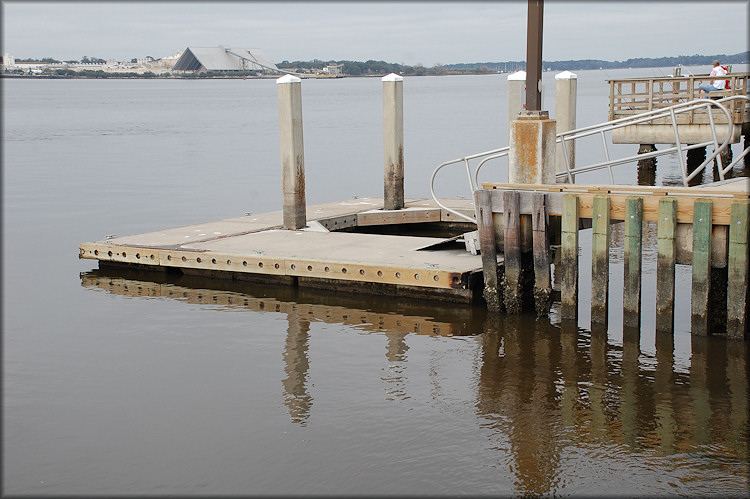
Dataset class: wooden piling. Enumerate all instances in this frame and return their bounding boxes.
[623,196,643,329]
[277,75,307,230]
[532,192,552,316]
[691,199,712,335]
[474,189,502,312]
[727,200,749,339]
[382,73,404,211]
[560,194,579,322]
[503,190,523,314]
[591,196,610,325]
[656,198,677,333]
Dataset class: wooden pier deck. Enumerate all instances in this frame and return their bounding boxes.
[79,197,486,303]
[606,72,750,144]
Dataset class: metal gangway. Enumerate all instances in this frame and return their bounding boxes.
[430,96,750,223]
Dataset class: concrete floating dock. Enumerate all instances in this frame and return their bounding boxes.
[79,197,488,303]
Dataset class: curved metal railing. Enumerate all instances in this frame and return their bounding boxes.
[430,96,749,223]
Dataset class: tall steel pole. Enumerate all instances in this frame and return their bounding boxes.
[525,0,544,111]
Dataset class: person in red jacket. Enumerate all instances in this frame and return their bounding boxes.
[699,60,728,94]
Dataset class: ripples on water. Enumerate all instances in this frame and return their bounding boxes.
[3,69,748,496]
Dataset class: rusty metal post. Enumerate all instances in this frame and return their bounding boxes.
[525,0,544,112]
[383,73,404,210]
[277,74,307,229]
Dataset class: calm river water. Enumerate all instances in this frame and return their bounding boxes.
[3,67,748,496]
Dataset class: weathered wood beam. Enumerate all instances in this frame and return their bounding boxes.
[691,199,712,335]
[474,189,502,312]
[623,196,643,329]
[560,194,579,322]
[727,201,749,339]
[503,190,523,313]
[532,192,552,316]
[591,196,611,325]
[656,198,677,333]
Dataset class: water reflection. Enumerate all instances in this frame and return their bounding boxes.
[81,267,749,495]
[282,307,312,425]
[476,316,748,496]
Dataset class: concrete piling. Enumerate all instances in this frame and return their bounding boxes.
[555,71,577,182]
[382,73,404,210]
[507,71,527,135]
[277,74,307,230]
[508,111,557,185]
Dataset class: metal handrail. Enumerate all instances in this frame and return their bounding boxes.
[429,147,509,223]
[552,97,741,184]
[430,96,749,224]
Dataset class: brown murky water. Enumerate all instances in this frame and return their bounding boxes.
[3,70,748,496]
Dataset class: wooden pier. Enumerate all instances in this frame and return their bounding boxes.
[80,178,749,339]
[473,178,749,339]
[79,70,749,340]
[607,72,750,144]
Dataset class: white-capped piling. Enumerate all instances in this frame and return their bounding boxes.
[507,70,527,139]
[555,71,577,182]
[382,73,404,210]
[277,74,307,230]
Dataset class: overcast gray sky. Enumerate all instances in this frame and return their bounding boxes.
[2,1,748,64]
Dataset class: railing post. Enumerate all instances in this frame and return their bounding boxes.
[277,74,307,230]
[555,71,577,182]
[382,73,404,210]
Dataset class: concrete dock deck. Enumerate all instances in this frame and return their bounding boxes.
[79,197,489,302]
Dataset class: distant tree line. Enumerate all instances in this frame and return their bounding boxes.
[447,51,750,72]
[16,56,109,64]
[277,51,747,76]
[50,69,157,78]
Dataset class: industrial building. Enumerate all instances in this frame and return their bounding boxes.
[172,46,279,74]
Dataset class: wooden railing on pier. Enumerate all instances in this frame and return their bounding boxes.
[474,182,749,339]
[607,73,750,125]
